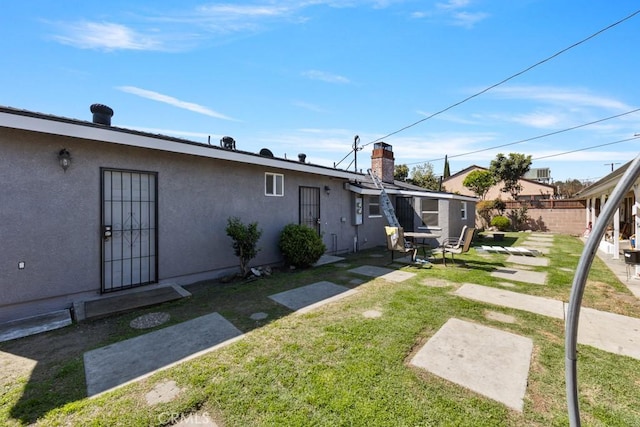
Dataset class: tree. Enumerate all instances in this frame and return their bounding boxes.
[443,155,451,179]
[409,163,439,190]
[462,169,496,200]
[489,153,532,199]
[226,217,263,277]
[394,164,409,182]
[555,179,587,198]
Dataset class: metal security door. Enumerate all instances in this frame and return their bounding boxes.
[101,169,158,293]
[299,186,321,234]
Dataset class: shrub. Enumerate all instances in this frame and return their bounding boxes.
[279,224,326,268]
[508,206,529,231]
[226,217,262,277]
[490,215,511,231]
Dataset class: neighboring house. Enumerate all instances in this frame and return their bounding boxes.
[443,165,556,201]
[0,105,476,324]
[576,159,640,265]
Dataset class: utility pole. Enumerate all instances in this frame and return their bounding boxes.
[604,162,620,172]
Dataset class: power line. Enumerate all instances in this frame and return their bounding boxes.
[410,108,640,165]
[532,136,640,160]
[353,7,640,152]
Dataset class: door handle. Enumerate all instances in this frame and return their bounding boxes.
[103,225,112,240]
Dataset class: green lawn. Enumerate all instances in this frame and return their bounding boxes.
[2,233,640,426]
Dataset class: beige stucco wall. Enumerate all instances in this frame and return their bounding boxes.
[443,167,554,200]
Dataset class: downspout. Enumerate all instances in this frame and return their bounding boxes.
[565,153,640,426]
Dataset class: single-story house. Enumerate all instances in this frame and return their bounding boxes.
[442,165,556,201]
[575,158,639,270]
[0,105,476,324]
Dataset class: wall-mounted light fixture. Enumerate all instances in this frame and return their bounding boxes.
[324,185,331,195]
[58,149,71,172]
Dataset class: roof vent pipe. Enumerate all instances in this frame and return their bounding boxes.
[298,153,306,163]
[90,104,114,125]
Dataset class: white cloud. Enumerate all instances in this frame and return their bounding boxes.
[436,0,471,11]
[51,21,166,51]
[508,111,563,128]
[490,86,631,110]
[413,0,488,27]
[451,11,489,28]
[302,70,351,84]
[117,86,238,121]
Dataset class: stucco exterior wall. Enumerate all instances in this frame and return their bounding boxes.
[0,130,362,322]
[443,167,555,200]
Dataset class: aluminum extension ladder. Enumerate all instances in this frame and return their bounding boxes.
[368,169,401,228]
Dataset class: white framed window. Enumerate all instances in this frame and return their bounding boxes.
[461,201,468,220]
[265,173,284,196]
[420,199,439,227]
[368,195,381,217]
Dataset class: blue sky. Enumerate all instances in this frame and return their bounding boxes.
[2,1,639,183]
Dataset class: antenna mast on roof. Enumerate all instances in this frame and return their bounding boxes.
[353,135,361,172]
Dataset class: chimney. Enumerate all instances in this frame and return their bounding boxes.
[371,142,394,183]
[90,104,114,126]
[298,153,307,163]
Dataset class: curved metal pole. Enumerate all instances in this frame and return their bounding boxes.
[565,153,640,426]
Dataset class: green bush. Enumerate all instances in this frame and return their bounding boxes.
[490,215,511,231]
[279,224,326,268]
[226,217,262,277]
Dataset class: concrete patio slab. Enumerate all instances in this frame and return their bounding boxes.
[454,283,564,319]
[491,268,547,285]
[84,312,242,396]
[348,265,416,283]
[268,281,356,312]
[506,255,549,267]
[0,309,72,343]
[410,318,533,412]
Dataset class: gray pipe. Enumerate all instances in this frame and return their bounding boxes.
[565,153,640,426]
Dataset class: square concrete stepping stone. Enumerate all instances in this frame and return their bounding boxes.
[522,240,553,248]
[314,255,345,266]
[454,284,564,319]
[269,281,356,312]
[410,318,533,412]
[491,268,547,285]
[348,265,416,283]
[527,236,554,242]
[524,246,549,254]
[84,312,242,396]
[566,306,640,360]
[506,255,549,267]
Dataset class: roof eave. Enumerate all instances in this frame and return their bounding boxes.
[0,109,362,180]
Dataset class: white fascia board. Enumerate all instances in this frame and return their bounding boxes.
[344,183,478,202]
[0,111,361,180]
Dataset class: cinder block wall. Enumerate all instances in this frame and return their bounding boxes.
[475,208,586,235]
[524,208,585,235]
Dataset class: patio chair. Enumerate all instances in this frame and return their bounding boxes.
[434,226,475,265]
[385,226,418,263]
